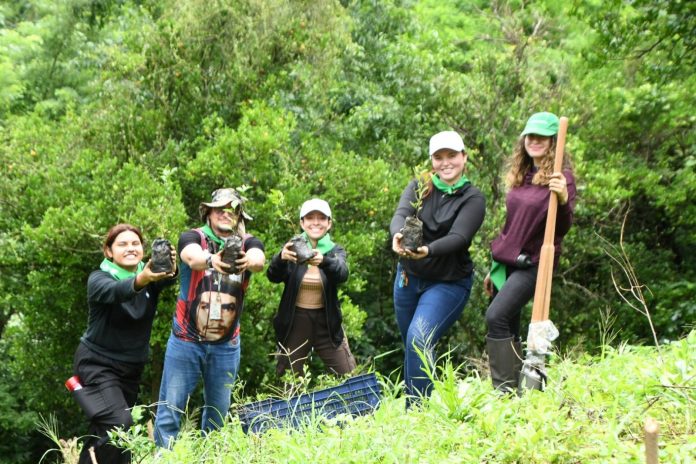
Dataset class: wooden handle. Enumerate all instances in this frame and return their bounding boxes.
[645,417,659,464]
[530,116,568,322]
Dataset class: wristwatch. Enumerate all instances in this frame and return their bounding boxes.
[205,252,213,269]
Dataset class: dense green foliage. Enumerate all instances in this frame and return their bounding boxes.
[65,330,696,462]
[0,1,693,462]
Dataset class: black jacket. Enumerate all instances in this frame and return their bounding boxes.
[390,179,486,281]
[266,244,348,347]
[80,270,175,364]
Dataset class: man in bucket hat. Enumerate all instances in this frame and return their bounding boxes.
[198,188,254,224]
[155,188,265,449]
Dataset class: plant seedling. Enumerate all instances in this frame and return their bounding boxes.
[401,165,431,251]
[268,189,317,264]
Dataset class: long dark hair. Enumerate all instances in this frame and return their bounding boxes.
[103,223,144,258]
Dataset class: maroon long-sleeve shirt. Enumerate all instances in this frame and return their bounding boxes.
[490,169,576,266]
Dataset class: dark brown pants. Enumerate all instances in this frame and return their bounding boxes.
[276,308,356,376]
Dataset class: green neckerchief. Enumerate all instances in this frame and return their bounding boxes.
[490,259,507,292]
[100,258,145,281]
[200,224,226,248]
[432,174,470,195]
[301,232,335,255]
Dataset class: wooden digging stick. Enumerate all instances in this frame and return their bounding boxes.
[645,417,659,464]
[530,116,568,323]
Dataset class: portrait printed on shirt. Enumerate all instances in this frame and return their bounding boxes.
[190,272,243,342]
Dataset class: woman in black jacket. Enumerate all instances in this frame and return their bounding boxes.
[70,224,176,464]
[267,199,356,376]
[391,131,486,407]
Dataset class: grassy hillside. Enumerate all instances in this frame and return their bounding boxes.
[47,331,694,463]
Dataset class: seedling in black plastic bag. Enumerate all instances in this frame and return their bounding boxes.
[220,235,243,274]
[151,238,174,273]
[290,235,316,264]
[401,166,431,251]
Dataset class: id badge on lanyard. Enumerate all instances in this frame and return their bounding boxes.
[210,273,223,320]
[209,297,222,320]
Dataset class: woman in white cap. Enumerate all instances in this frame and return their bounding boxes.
[267,198,356,376]
[391,131,486,407]
[483,112,576,393]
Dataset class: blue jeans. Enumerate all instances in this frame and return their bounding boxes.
[393,264,473,403]
[154,332,241,448]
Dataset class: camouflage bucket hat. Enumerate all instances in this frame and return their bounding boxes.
[199,188,253,222]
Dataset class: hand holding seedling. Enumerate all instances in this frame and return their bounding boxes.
[281,242,298,262]
[280,241,319,265]
[135,259,176,290]
[210,250,233,274]
[233,250,251,274]
[393,233,428,260]
[403,245,428,260]
[306,251,323,266]
[392,232,406,255]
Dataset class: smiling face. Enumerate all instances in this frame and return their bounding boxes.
[105,230,143,272]
[300,211,332,245]
[524,134,553,166]
[196,290,237,342]
[208,204,240,237]
[431,149,467,185]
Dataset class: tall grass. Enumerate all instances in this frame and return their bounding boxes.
[66,331,695,463]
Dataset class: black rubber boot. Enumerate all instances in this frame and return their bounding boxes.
[512,339,523,388]
[487,336,523,394]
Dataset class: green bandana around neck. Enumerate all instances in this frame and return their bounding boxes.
[100,258,145,281]
[490,259,507,292]
[301,232,335,255]
[200,224,226,248]
[432,174,470,195]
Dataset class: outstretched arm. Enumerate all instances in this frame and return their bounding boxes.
[243,247,266,273]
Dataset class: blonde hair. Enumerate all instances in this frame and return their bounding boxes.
[504,136,573,188]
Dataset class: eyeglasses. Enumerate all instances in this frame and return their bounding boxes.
[211,207,239,216]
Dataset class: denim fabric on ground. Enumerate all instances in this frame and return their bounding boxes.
[393,263,473,403]
[154,332,241,448]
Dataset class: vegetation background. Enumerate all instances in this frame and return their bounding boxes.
[0,0,693,462]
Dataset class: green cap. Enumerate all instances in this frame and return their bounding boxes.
[521,112,559,137]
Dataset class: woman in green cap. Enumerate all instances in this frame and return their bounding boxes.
[483,112,576,393]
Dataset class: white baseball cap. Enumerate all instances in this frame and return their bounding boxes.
[429,131,465,156]
[300,198,332,219]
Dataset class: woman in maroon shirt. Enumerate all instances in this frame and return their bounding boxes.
[483,112,576,393]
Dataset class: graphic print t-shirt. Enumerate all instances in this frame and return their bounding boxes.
[172,229,264,343]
